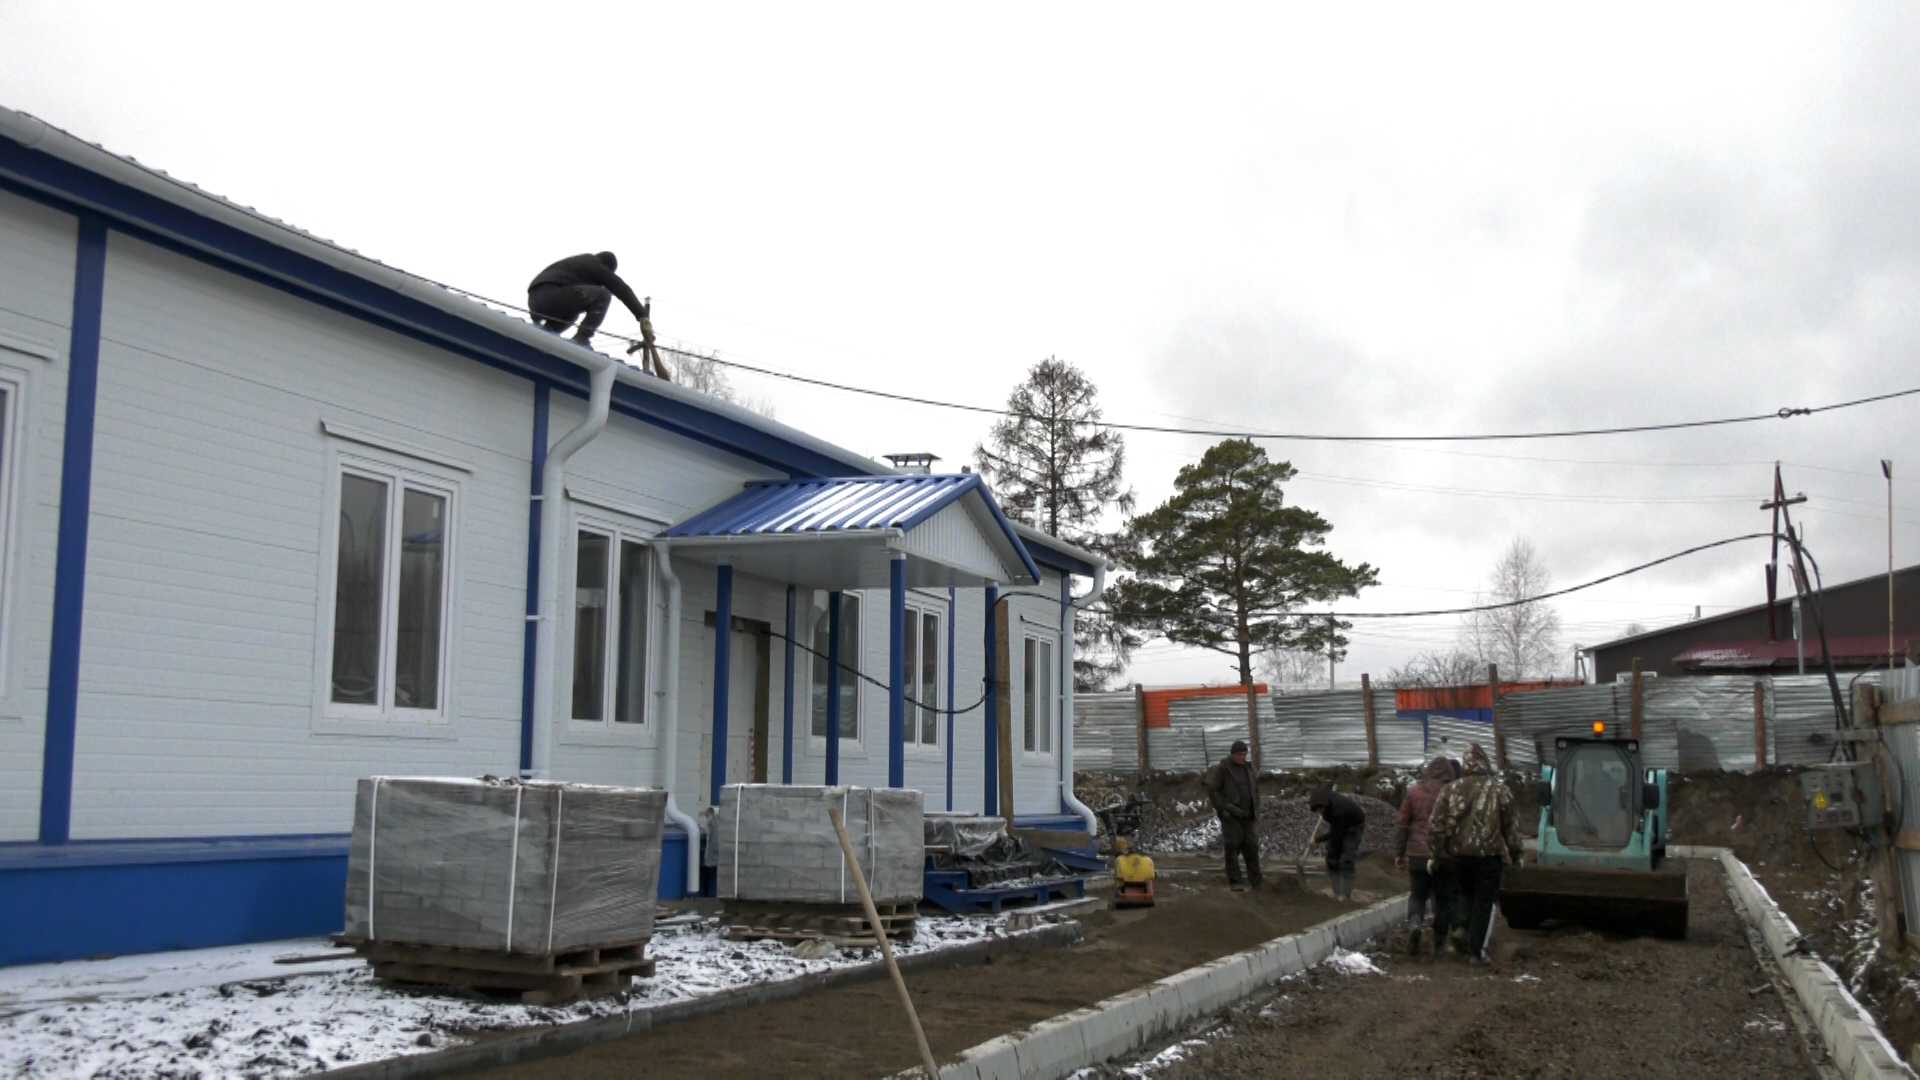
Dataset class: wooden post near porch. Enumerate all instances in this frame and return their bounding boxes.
[1361,673,1379,769]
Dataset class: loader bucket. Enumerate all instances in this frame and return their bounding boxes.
[1499,863,1689,940]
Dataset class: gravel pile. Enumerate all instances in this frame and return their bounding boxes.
[1140,794,1400,860]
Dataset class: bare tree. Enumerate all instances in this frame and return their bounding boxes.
[667,349,777,419]
[1381,647,1484,689]
[1258,647,1330,693]
[1460,537,1563,680]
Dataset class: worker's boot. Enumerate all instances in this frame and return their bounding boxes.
[1341,870,1357,902]
[1406,898,1427,956]
[1434,930,1452,957]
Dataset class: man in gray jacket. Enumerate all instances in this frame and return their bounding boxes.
[1204,740,1261,891]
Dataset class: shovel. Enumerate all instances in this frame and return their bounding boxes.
[1293,820,1325,879]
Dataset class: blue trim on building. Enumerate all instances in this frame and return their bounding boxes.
[984,585,999,816]
[945,586,956,812]
[782,585,795,785]
[1023,538,1098,578]
[888,555,905,789]
[710,566,733,808]
[826,591,842,785]
[38,216,106,846]
[0,140,866,481]
[518,382,550,774]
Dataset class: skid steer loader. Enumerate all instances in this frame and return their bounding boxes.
[1499,730,1689,940]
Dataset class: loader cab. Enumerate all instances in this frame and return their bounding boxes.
[1545,737,1656,852]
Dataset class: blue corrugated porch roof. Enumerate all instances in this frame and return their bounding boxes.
[663,475,1040,588]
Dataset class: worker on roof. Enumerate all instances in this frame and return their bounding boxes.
[1203,740,1262,892]
[1393,757,1457,956]
[1426,743,1523,966]
[527,252,648,348]
[1307,782,1366,902]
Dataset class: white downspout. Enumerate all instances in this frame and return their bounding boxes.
[1060,562,1107,836]
[530,357,616,778]
[654,541,702,893]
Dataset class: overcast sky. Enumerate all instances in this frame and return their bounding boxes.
[5,3,1917,687]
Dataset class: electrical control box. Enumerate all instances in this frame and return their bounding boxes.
[1799,763,1884,831]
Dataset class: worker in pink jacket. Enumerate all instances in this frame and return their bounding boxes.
[1393,756,1457,955]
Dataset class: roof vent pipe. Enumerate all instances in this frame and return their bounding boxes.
[528,356,616,779]
[653,542,702,892]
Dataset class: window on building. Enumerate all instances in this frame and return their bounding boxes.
[329,465,453,718]
[810,593,860,741]
[904,605,941,748]
[1022,635,1054,754]
[571,527,651,726]
[0,377,23,696]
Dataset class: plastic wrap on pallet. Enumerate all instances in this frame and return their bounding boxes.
[713,785,924,904]
[343,777,666,955]
[925,813,1007,857]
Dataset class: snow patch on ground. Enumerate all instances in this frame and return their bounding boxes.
[1744,1016,1788,1035]
[1121,1038,1210,1077]
[1322,948,1383,976]
[0,914,1012,1077]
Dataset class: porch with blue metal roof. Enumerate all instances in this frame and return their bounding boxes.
[659,474,1039,801]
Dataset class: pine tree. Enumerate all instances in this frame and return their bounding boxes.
[973,357,1136,689]
[1109,439,1378,767]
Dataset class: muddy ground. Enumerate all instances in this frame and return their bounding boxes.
[476,857,1402,1080]
[1097,858,1813,1079]
[1087,764,1920,1059]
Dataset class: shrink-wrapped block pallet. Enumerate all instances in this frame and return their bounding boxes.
[343,777,667,955]
[714,785,925,904]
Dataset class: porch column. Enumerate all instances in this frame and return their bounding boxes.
[984,585,999,816]
[826,590,843,785]
[889,553,906,788]
[710,564,733,808]
[945,587,956,811]
[782,584,796,784]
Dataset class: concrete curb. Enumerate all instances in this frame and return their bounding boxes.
[937,895,1408,1080]
[1671,844,1914,1079]
[322,921,1084,1078]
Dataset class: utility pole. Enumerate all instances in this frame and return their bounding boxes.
[1885,460,1895,671]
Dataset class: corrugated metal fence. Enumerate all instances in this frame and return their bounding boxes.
[1077,674,1879,774]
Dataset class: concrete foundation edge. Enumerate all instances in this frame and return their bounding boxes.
[938,895,1408,1080]
[323,921,1085,1079]
[1670,844,1914,1079]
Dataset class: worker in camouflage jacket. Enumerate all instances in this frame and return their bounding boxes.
[1203,740,1262,891]
[1426,743,1522,965]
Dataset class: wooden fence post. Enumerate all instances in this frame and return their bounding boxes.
[1753,681,1767,772]
[1489,663,1506,769]
[1134,683,1149,778]
[1361,673,1379,768]
[1630,658,1644,740]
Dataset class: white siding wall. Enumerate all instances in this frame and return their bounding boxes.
[0,191,75,841]
[1008,571,1068,816]
[547,394,786,812]
[947,586,989,814]
[71,234,534,839]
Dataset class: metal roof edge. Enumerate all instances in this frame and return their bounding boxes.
[1589,562,1920,654]
[0,105,890,480]
[1011,522,1105,577]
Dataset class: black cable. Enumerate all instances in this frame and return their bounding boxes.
[1091,532,1772,624]
[430,283,1920,446]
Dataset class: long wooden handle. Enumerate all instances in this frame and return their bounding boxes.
[829,804,938,1079]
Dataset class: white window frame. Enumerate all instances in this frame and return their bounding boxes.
[807,591,864,752]
[903,597,944,755]
[1021,632,1057,759]
[565,516,658,740]
[318,454,459,727]
[0,350,37,719]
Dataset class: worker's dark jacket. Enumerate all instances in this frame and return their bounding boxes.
[1314,789,1366,835]
[529,254,646,321]
[1204,757,1259,821]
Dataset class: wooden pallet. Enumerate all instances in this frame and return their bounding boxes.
[337,937,653,1005]
[721,900,918,946]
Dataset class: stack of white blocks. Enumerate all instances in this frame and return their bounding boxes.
[713,785,924,904]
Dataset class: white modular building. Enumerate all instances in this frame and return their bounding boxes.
[0,107,1106,966]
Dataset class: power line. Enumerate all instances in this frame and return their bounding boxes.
[430,282,1920,447]
[1099,532,1772,623]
